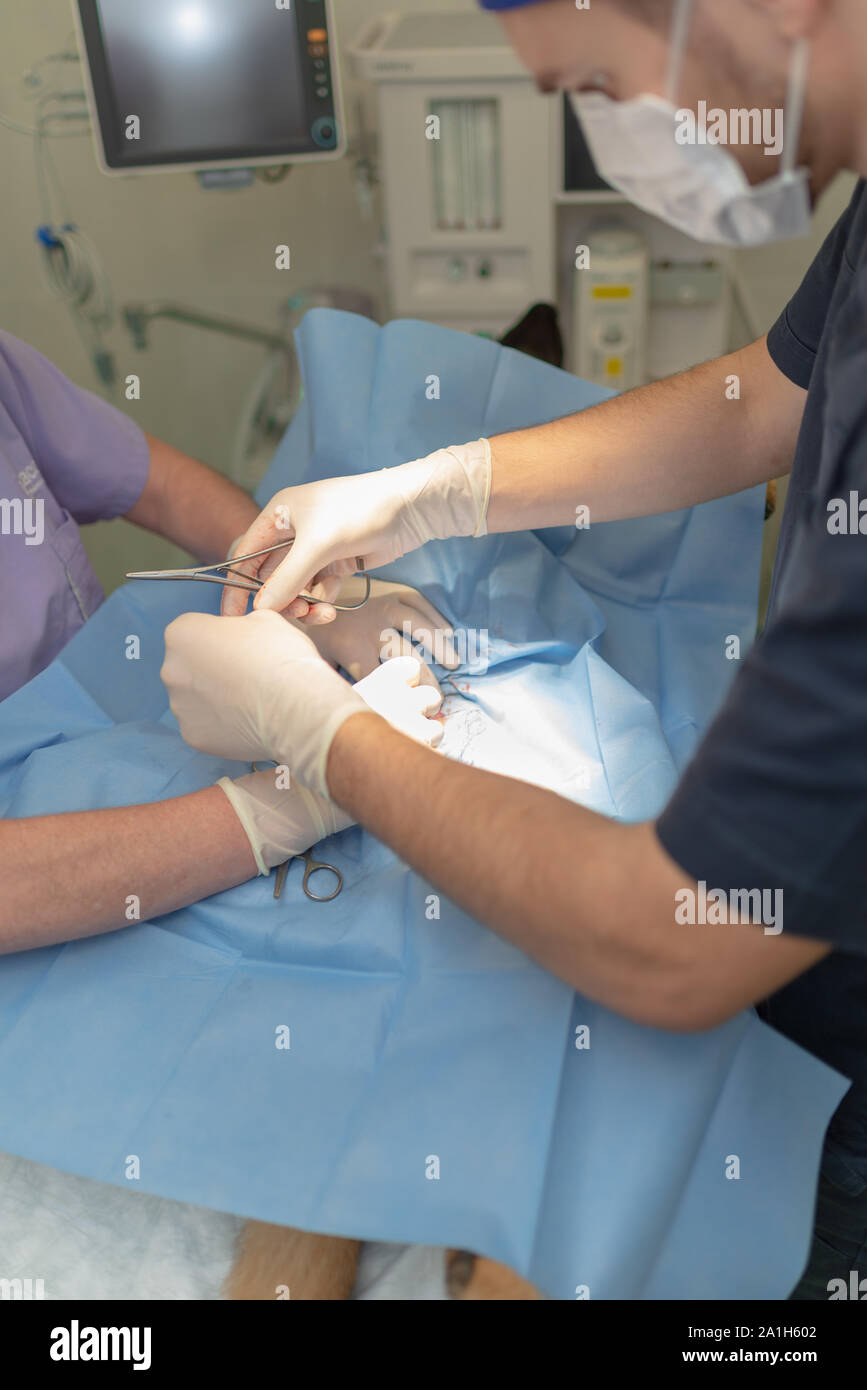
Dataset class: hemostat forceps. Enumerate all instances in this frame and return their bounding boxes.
[126,539,371,610]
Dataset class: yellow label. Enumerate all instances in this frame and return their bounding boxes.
[592,285,633,299]
[606,358,624,376]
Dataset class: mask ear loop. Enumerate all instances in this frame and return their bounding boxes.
[781,38,809,176]
[666,0,694,105]
[667,4,809,179]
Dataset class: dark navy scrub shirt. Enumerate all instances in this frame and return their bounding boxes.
[658,181,867,1195]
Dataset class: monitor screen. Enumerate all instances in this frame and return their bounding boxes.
[75,0,342,171]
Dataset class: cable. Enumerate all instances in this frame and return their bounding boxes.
[2,42,88,136]
[36,225,113,324]
[0,109,42,136]
[0,109,89,137]
[34,123,116,389]
[2,43,114,388]
[35,223,116,388]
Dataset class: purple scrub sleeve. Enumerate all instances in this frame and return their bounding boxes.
[0,331,150,523]
[0,331,151,698]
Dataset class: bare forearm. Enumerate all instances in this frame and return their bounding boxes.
[0,787,256,953]
[326,715,689,1023]
[486,334,806,531]
[326,715,827,1031]
[125,433,260,562]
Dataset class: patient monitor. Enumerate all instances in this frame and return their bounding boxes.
[74,0,345,174]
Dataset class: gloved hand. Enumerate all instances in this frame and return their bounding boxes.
[161,610,443,796]
[218,769,354,875]
[305,576,459,688]
[220,439,492,620]
[353,656,444,742]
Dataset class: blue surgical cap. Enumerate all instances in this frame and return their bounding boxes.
[478,0,549,10]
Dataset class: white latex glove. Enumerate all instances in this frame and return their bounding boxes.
[218,768,354,875]
[353,656,444,743]
[305,576,459,689]
[220,439,492,620]
[161,610,443,796]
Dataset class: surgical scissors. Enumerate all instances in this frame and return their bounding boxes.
[126,538,371,610]
[249,762,344,902]
[273,851,343,902]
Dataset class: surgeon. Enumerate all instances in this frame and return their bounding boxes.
[162,0,867,1298]
[0,330,446,950]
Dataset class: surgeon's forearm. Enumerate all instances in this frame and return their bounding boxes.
[325,715,827,1032]
[326,716,692,1026]
[0,788,257,953]
[125,433,260,562]
[485,334,806,530]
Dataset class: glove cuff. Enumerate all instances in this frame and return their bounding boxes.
[303,699,370,799]
[217,775,269,876]
[217,773,351,873]
[448,437,492,538]
[393,438,492,545]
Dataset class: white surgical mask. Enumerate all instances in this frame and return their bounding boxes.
[570,0,811,246]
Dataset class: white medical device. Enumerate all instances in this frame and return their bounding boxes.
[350,12,554,339]
[574,226,649,393]
[351,11,733,385]
[73,0,345,175]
